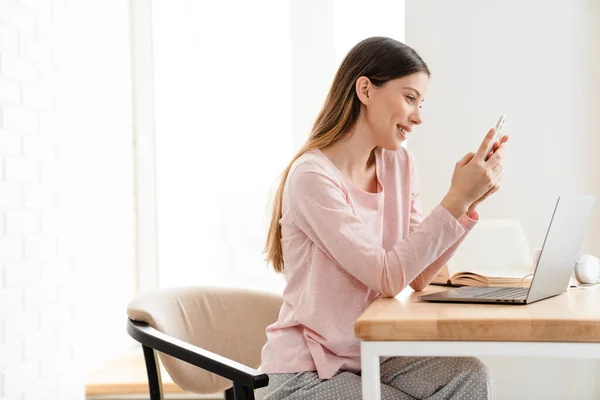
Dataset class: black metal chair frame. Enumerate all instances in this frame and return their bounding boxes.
[127,318,269,400]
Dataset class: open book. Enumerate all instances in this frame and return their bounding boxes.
[431,219,535,287]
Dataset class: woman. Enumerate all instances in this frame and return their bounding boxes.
[258,36,507,399]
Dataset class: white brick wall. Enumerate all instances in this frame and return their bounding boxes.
[0,0,136,399]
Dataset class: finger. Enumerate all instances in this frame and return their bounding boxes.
[489,135,508,156]
[487,142,507,167]
[457,152,476,167]
[492,159,503,172]
[482,186,499,202]
[486,183,499,195]
[491,166,504,184]
[476,185,497,204]
[492,161,503,175]
[486,137,504,159]
[475,128,497,160]
[478,189,492,202]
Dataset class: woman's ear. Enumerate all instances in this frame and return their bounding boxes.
[355,76,371,105]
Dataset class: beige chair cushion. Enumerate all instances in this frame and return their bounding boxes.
[127,286,283,394]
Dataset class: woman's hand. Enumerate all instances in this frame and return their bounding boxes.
[466,184,498,217]
[485,134,509,161]
[466,134,509,215]
[441,128,507,219]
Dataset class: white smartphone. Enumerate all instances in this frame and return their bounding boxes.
[493,114,506,142]
[489,114,506,154]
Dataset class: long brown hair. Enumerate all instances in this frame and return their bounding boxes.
[264,37,430,272]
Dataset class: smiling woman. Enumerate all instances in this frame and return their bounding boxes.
[264,37,431,273]
[258,36,506,399]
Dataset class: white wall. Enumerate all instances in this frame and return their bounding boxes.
[405,0,600,398]
[290,0,405,148]
[405,0,600,255]
[0,0,136,397]
[71,0,137,369]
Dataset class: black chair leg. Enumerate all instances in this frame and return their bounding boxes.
[224,387,235,400]
[142,345,164,400]
[233,383,255,400]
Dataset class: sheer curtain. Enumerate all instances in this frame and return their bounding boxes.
[151,0,292,293]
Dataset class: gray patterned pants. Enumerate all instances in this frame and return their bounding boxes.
[256,356,494,399]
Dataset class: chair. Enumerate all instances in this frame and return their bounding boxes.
[126,286,283,400]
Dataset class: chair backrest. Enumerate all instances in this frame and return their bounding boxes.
[127,286,283,394]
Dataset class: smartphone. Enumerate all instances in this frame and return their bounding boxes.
[494,114,507,141]
[488,114,506,155]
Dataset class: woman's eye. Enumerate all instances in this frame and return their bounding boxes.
[406,95,416,103]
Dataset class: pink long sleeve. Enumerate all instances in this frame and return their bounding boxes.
[260,147,477,379]
[289,162,470,297]
[407,153,478,290]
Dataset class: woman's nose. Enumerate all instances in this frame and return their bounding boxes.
[411,110,422,125]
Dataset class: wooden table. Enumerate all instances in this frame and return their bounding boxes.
[354,285,600,400]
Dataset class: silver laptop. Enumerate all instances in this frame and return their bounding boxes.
[418,195,596,305]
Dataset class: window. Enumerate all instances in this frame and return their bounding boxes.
[151,0,292,293]
[136,0,404,294]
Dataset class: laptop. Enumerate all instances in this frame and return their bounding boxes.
[418,195,596,305]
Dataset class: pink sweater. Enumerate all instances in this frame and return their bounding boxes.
[260,147,478,379]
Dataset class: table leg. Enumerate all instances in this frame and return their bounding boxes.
[361,341,381,400]
[360,340,600,399]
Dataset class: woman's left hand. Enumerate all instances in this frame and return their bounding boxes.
[467,184,500,216]
[467,134,508,216]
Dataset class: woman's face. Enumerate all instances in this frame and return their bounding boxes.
[359,72,428,150]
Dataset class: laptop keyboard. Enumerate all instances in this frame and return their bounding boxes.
[466,287,529,300]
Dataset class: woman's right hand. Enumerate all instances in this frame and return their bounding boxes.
[441,128,507,219]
